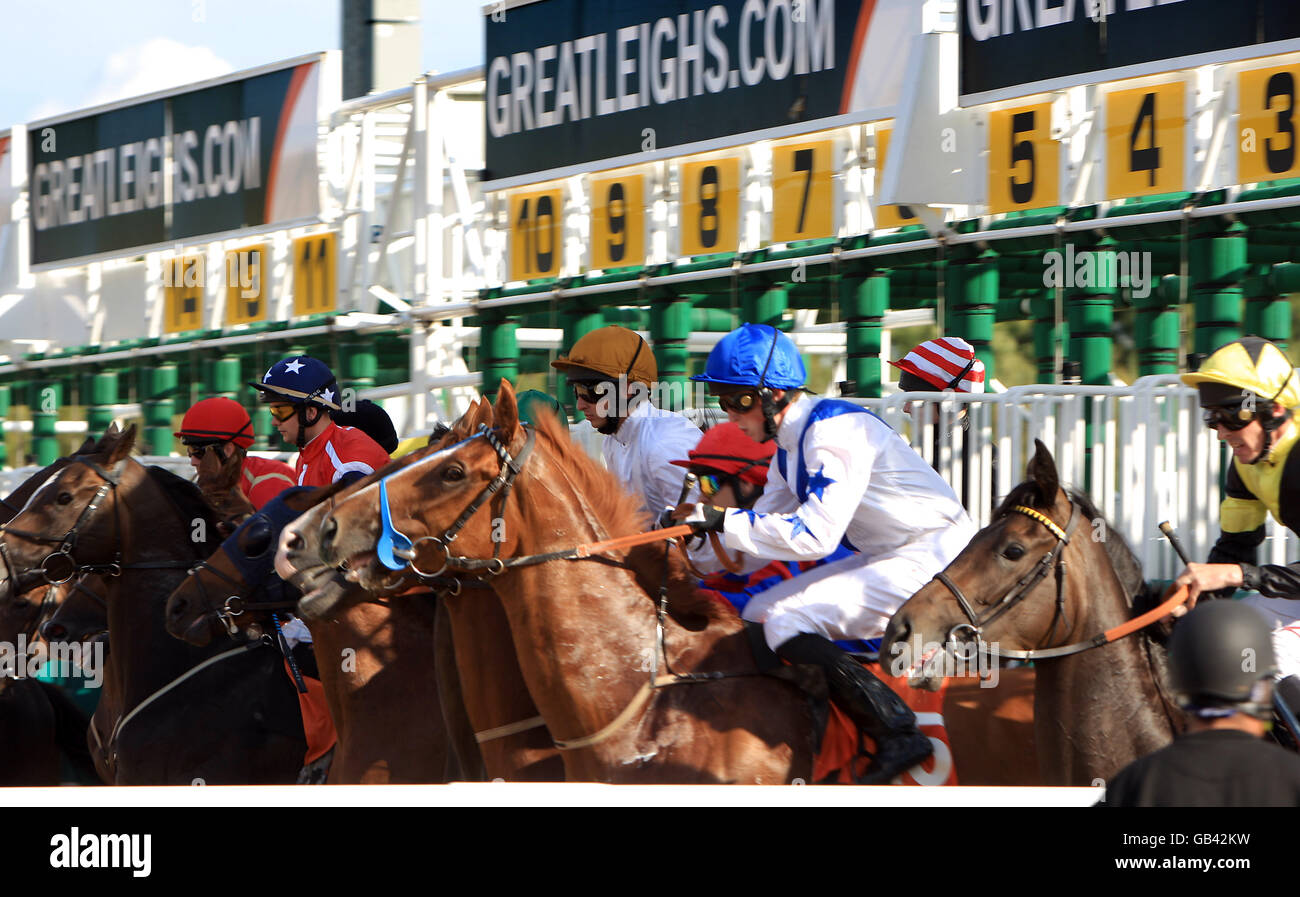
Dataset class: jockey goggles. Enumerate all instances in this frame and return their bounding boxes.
[715,389,761,413]
[1202,404,1254,431]
[267,403,298,423]
[184,441,227,459]
[570,382,608,404]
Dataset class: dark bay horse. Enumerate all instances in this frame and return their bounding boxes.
[164,485,454,784]
[283,383,819,783]
[0,425,305,784]
[882,439,1184,785]
[170,452,562,782]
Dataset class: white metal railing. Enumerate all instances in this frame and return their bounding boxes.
[857,376,1290,582]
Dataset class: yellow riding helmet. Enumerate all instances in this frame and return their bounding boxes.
[1181,336,1300,410]
[550,325,658,387]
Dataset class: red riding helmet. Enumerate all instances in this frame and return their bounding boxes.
[174,397,255,449]
[670,422,775,486]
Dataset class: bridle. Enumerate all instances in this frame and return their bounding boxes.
[931,498,1089,662]
[0,459,197,586]
[184,558,299,639]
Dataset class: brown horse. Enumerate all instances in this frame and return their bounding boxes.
[882,439,1184,786]
[0,425,306,784]
[282,383,821,783]
[164,484,458,783]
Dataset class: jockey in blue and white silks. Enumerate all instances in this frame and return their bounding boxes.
[673,323,977,783]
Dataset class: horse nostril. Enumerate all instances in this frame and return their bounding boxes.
[40,620,66,641]
[169,596,188,618]
[286,531,303,551]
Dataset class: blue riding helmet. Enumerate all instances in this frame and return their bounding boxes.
[691,323,806,390]
[249,356,341,411]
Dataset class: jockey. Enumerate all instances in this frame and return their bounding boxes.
[890,336,988,512]
[670,422,864,648]
[672,323,978,783]
[174,397,295,510]
[1104,601,1300,806]
[248,355,391,488]
[551,325,701,517]
[1175,335,1300,697]
[247,356,392,781]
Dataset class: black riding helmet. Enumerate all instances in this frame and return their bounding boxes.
[1170,600,1278,720]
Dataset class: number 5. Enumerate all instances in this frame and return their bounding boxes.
[1010,110,1036,205]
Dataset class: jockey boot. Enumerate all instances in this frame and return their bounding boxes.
[776,633,933,784]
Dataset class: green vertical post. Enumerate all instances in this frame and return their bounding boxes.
[741,285,788,331]
[1066,254,1117,386]
[1031,291,1067,382]
[650,292,692,411]
[87,370,118,442]
[32,380,61,467]
[144,363,179,456]
[846,273,888,398]
[211,354,242,401]
[480,314,518,400]
[945,252,997,382]
[1134,276,1182,376]
[341,338,378,411]
[1190,223,1247,357]
[558,302,606,420]
[1253,262,1299,349]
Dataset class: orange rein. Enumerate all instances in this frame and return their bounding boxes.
[1103,583,1193,644]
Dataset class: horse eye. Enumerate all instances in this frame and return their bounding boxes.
[242,518,273,557]
[1003,544,1026,561]
[56,492,73,505]
[442,465,465,482]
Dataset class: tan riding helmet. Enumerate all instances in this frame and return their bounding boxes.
[550,325,658,387]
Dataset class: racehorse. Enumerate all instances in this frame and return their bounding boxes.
[0,425,306,784]
[282,383,827,783]
[882,439,1185,786]
[164,485,454,784]
[169,452,563,781]
[286,385,1040,784]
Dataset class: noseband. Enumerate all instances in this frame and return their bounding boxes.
[932,499,1084,662]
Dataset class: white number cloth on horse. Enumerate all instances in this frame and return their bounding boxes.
[1239,594,1300,680]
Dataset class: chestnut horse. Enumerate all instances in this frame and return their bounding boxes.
[0,425,305,784]
[283,384,823,783]
[883,440,1184,785]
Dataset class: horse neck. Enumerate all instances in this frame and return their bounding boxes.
[486,457,666,765]
[1033,541,1177,785]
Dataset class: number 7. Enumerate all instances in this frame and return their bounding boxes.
[793,148,814,234]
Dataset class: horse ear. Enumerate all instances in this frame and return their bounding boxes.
[1025,438,1060,507]
[106,424,138,465]
[492,380,523,443]
[75,435,96,455]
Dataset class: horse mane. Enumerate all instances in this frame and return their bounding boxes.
[996,481,1144,602]
[524,412,737,625]
[144,465,221,556]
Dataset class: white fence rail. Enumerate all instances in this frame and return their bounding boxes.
[3,377,1294,584]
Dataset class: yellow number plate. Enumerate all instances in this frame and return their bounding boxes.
[1105,81,1186,200]
[590,173,645,270]
[988,103,1060,214]
[680,155,740,257]
[509,187,564,281]
[874,125,919,229]
[292,233,336,317]
[1239,62,1300,183]
[224,244,268,326]
[163,255,204,334]
[772,138,834,243]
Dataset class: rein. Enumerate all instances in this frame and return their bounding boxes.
[370,424,754,751]
[931,501,1192,663]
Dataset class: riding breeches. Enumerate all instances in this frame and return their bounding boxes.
[740,550,933,652]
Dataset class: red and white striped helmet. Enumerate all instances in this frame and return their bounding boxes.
[889,337,986,394]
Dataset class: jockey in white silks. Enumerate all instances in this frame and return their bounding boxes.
[672,323,978,783]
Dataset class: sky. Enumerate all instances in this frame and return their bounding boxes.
[0,0,487,130]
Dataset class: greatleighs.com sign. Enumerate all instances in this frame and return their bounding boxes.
[27,55,329,267]
[960,0,1300,105]
[483,0,919,187]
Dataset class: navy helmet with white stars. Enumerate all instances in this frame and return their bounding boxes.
[249,355,341,411]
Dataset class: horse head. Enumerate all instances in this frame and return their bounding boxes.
[38,576,109,645]
[164,486,318,646]
[278,390,517,619]
[882,439,1113,691]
